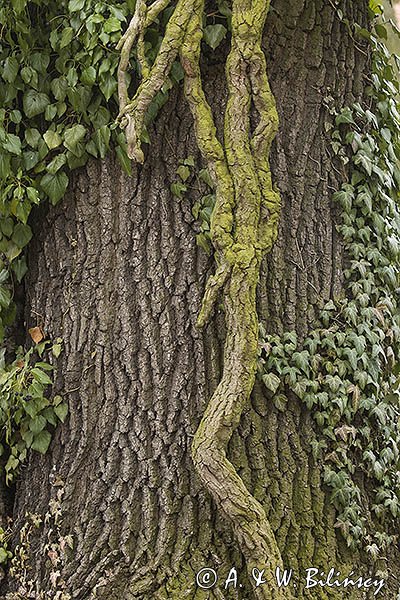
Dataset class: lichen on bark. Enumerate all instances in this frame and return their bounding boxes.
[117,1,286,597]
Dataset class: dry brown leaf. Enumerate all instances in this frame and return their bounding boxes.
[28,326,44,344]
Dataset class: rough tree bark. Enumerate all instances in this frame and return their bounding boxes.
[1,1,398,599]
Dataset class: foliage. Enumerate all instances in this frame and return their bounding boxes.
[0,1,232,476]
[0,340,68,483]
[258,3,400,553]
[3,480,72,598]
[171,156,216,254]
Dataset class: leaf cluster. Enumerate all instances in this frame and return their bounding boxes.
[258,6,400,554]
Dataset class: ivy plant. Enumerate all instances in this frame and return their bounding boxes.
[258,4,400,553]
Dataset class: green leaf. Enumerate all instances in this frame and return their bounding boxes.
[31,368,52,385]
[47,153,67,174]
[80,66,96,86]
[51,77,68,102]
[115,145,132,176]
[99,72,117,101]
[69,0,85,11]
[0,547,9,564]
[3,57,19,84]
[25,128,41,148]
[11,0,27,13]
[44,104,56,121]
[374,24,387,40]
[43,130,62,150]
[63,124,86,153]
[203,24,227,50]
[199,169,213,187]
[60,27,74,49]
[104,16,121,33]
[170,182,187,199]
[262,372,281,394]
[10,110,22,124]
[11,223,32,249]
[40,172,69,205]
[11,257,28,283]
[0,287,11,309]
[30,52,50,74]
[3,134,21,156]
[31,430,52,454]
[54,403,68,423]
[93,125,110,159]
[23,91,50,118]
[176,165,191,182]
[5,455,19,473]
[52,343,62,358]
[26,187,40,204]
[29,415,47,434]
[335,107,355,125]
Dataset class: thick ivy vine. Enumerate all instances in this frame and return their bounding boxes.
[259,3,400,555]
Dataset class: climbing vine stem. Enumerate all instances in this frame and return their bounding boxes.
[118,1,286,598]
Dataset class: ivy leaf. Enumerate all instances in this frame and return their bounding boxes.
[31,368,52,386]
[116,145,132,176]
[3,134,21,155]
[31,430,52,454]
[11,223,33,248]
[40,172,69,205]
[10,257,27,284]
[93,125,110,159]
[26,187,40,204]
[23,90,50,118]
[292,351,310,375]
[47,153,67,175]
[0,287,11,309]
[80,66,96,86]
[43,130,62,150]
[170,182,187,199]
[375,24,387,40]
[25,128,41,148]
[11,0,27,12]
[68,0,85,11]
[176,165,191,181]
[104,16,121,33]
[60,27,74,49]
[3,57,19,83]
[29,415,47,434]
[63,124,86,153]
[335,107,355,125]
[54,403,68,423]
[99,72,117,101]
[203,24,227,50]
[262,372,280,394]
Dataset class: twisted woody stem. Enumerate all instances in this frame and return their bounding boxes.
[117,2,288,597]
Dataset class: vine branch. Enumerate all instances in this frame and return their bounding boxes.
[117,2,287,597]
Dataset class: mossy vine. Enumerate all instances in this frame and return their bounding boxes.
[118,1,286,597]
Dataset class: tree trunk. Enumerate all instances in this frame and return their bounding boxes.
[2,1,397,599]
